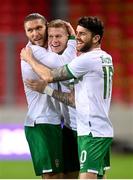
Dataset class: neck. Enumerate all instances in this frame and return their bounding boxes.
[90,44,101,51]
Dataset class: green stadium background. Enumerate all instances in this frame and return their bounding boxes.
[0,0,133,178]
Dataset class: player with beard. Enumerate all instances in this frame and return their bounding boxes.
[21,13,76,179]
[21,16,114,179]
[24,19,80,179]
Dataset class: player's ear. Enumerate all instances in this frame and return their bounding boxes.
[93,35,100,43]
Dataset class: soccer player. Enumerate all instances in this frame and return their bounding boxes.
[21,13,76,179]
[25,19,80,179]
[47,19,80,179]
[21,16,114,179]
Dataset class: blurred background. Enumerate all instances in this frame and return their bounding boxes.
[0,0,133,178]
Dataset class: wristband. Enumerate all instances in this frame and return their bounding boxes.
[68,35,75,40]
[43,86,54,96]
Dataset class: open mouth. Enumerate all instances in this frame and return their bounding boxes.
[51,45,60,48]
[34,38,42,42]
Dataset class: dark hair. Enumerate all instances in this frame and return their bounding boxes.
[78,16,104,42]
[24,13,47,25]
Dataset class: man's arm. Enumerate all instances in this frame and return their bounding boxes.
[25,79,75,107]
[21,47,74,83]
[52,89,75,108]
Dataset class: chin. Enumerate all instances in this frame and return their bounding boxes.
[52,48,58,53]
[54,48,61,53]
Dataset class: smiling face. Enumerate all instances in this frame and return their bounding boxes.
[76,25,94,52]
[76,16,104,53]
[48,27,69,54]
[24,19,47,47]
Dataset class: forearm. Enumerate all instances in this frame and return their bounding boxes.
[43,86,75,108]
[28,56,54,82]
[21,44,75,83]
[30,64,74,83]
[52,90,75,108]
[51,65,73,82]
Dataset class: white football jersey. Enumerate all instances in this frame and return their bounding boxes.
[21,39,76,126]
[68,48,114,137]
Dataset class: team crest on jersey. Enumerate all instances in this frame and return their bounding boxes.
[55,159,59,168]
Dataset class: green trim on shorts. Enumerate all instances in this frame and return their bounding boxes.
[78,133,112,175]
[25,124,63,176]
[63,126,80,173]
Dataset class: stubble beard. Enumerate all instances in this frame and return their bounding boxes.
[79,42,92,53]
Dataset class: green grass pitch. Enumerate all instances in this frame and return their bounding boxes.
[0,153,133,179]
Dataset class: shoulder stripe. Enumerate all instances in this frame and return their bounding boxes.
[65,65,76,79]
